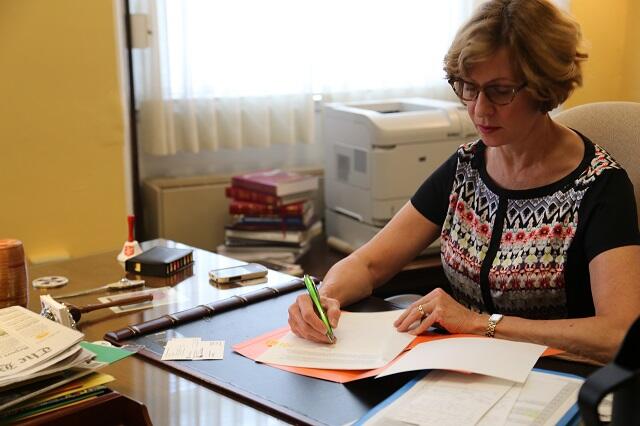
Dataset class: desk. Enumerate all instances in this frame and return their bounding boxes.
[27,239,291,425]
[25,238,597,425]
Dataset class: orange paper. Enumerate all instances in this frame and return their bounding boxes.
[233,327,563,383]
[233,327,386,383]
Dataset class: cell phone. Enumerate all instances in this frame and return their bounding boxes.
[209,263,268,283]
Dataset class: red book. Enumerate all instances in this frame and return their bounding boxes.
[231,169,318,197]
[228,200,310,216]
[225,186,314,206]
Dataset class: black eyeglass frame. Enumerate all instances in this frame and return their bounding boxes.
[448,78,527,106]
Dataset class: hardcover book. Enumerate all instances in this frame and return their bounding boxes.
[222,238,310,248]
[228,223,307,232]
[224,220,322,245]
[225,186,314,206]
[125,246,194,277]
[231,169,318,197]
[230,209,315,230]
[216,244,309,263]
[228,200,312,216]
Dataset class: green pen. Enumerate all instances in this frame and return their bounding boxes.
[303,274,335,343]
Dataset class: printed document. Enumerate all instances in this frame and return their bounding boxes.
[161,337,225,361]
[0,306,84,379]
[377,337,546,383]
[256,311,414,370]
[364,370,515,426]
[503,370,583,425]
[477,382,524,425]
[359,369,583,426]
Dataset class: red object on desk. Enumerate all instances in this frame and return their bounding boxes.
[127,215,136,242]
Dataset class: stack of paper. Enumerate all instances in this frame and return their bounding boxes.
[0,372,115,423]
[247,311,546,381]
[357,369,584,426]
[239,310,579,425]
[256,311,415,370]
[0,306,104,416]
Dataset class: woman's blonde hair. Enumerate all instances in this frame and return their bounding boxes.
[444,0,588,112]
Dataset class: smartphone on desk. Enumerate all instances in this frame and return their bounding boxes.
[209,263,268,284]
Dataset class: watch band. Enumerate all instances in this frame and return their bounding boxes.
[485,313,503,338]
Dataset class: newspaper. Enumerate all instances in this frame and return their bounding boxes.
[0,347,95,388]
[0,359,103,412]
[0,306,84,381]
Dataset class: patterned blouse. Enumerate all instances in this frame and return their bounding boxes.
[411,133,640,319]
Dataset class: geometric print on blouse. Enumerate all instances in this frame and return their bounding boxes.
[440,140,620,319]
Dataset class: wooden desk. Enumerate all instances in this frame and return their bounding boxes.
[27,239,291,426]
[25,238,597,425]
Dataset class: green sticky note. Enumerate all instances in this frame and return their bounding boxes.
[80,341,134,364]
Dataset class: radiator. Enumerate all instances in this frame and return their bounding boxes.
[142,168,324,252]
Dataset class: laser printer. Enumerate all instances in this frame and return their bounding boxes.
[323,98,477,253]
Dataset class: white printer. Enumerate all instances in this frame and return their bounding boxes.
[323,98,477,253]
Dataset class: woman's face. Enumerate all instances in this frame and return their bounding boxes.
[465,47,543,148]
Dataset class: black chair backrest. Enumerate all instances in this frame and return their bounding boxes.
[578,315,640,425]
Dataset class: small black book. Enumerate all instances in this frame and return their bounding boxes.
[125,246,194,277]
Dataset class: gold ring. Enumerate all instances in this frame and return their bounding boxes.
[417,304,426,319]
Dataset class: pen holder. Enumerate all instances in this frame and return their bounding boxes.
[0,239,29,308]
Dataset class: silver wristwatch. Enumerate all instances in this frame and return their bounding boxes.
[485,313,504,338]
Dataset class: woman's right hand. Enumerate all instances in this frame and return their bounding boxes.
[288,293,341,343]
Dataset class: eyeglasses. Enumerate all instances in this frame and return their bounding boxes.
[448,78,527,106]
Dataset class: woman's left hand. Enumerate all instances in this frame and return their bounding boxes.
[393,288,484,335]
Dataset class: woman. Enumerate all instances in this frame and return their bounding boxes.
[288,0,640,363]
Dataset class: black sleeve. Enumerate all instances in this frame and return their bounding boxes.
[581,168,640,262]
[410,151,458,226]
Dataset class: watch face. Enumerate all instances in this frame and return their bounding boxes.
[490,313,504,323]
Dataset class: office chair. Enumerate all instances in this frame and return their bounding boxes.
[554,101,640,215]
[386,102,640,309]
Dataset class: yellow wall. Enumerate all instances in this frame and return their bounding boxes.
[567,0,639,106]
[0,0,127,262]
[623,0,640,101]
[0,1,637,262]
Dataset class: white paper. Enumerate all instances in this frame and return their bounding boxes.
[161,337,224,361]
[0,306,84,379]
[391,371,513,426]
[0,347,95,388]
[477,381,523,425]
[360,369,582,426]
[505,370,583,425]
[194,340,225,360]
[161,338,200,360]
[377,337,546,383]
[362,370,514,426]
[256,311,414,370]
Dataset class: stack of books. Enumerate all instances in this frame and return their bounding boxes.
[218,169,322,266]
[0,306,108,422]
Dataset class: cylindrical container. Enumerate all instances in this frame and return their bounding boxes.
[0,239,29,308]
